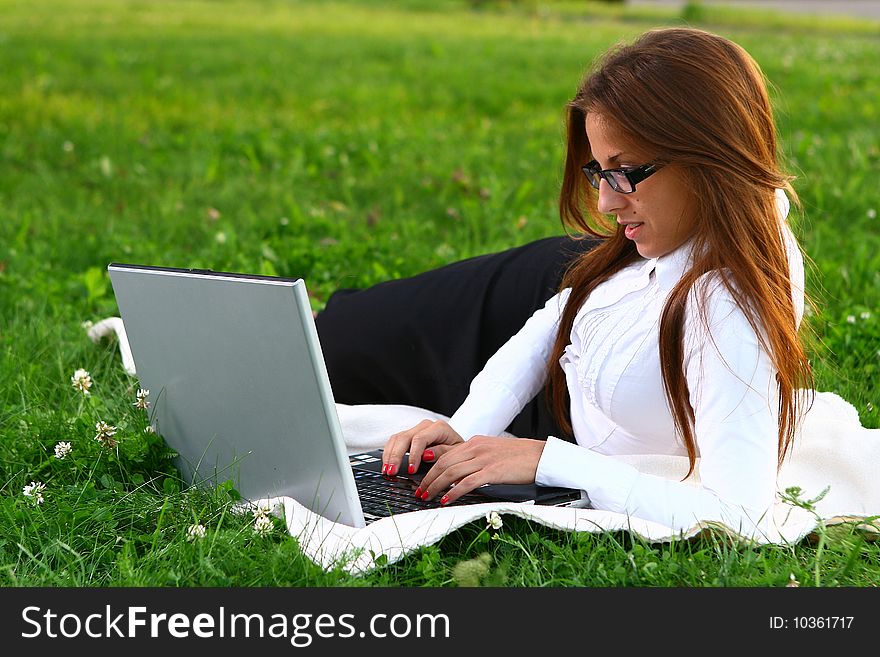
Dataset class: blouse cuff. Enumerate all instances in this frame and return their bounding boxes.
[535,436,640,514]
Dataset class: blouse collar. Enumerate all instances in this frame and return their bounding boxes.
[644,239,696,293]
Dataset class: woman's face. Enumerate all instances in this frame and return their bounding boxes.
[585,112,696,259]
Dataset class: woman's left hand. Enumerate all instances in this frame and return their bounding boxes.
[415,436,547,505]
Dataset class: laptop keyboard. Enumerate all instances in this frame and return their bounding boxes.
[353,469,491,523]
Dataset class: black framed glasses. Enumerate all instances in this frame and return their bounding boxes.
[581,160,661,194]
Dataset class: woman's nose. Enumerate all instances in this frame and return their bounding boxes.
[596,179,626,215]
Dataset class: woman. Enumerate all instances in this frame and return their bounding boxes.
[373,27,815,533]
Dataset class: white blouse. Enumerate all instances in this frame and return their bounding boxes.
[448,190,805,534]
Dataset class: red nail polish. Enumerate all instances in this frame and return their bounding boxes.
[421,491,430,500]
[440,495,449,505]
[382,464,388,475]
[423,449,435,461]
[408,464,415,474]
[414,487,422,497]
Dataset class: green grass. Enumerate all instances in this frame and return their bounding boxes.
[1,0,878,587]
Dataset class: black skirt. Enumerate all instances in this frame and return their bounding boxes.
[314,235,598,440]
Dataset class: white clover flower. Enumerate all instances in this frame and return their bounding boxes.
[133,388,151,410]
[99,155,113,178]
[846,315,856,324]
[868,208,877,219]
[71,368,92,395]
[144,425,156,434]
[23,481,46,504]
[94,420,118,449]
[253,514,274,537]
[786,573,800,588]
[860,311,871,320]
[54,441,73,459]
[214,231,227,244]
[186,524,207,541]
[252,503,271,520]
[485,511,503,530]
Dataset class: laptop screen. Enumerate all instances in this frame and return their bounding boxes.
[108,263,367,527]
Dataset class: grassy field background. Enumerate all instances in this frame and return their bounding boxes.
[1,0,878,587]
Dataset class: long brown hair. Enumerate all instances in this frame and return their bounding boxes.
[549,28,814,476]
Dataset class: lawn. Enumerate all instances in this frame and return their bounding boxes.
[1,0,878,588]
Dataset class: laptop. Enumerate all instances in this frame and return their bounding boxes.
[107,263,588,527]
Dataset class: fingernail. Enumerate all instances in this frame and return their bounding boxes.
[381,464,388,475]
[423,449,435,461]
[408,464,415,474]
[387,464,396,476]
[414,487,422,498]
[420,491,430,500]
[440,495,449,505]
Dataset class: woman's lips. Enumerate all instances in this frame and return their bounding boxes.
[623,222,644,240]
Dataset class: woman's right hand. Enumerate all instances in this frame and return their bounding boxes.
[381,419,465,476]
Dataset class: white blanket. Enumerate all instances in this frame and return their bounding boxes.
[88,318,880,575]
[256,392,878,575]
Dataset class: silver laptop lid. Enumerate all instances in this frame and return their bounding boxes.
[107,263,366,527]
